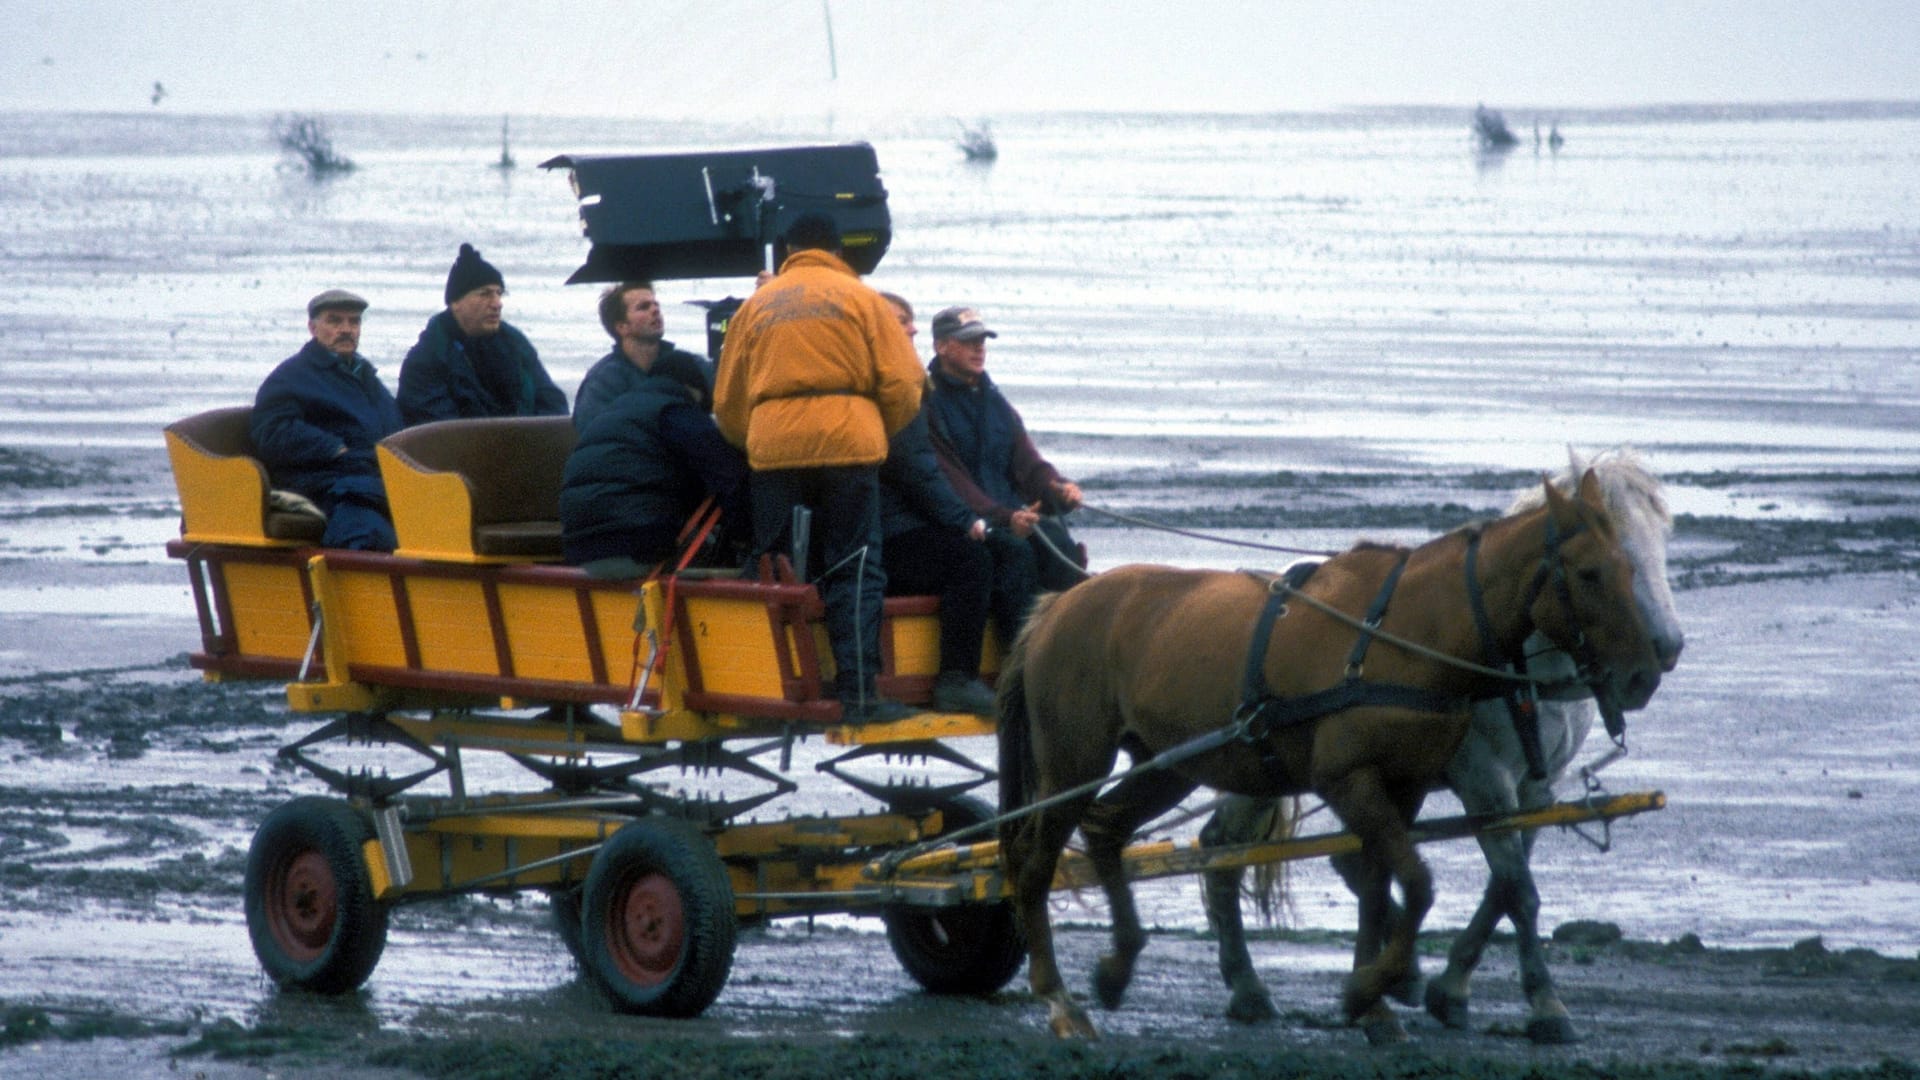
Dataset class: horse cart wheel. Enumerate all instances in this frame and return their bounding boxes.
[244,796,390,994]
[580,816,736,1017]
[884,795,1026,995]
[550,884,587,969]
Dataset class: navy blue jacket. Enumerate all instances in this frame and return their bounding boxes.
[560,376,749,565]
[924,362,1066,526]
[879,407,977,541]
[251,339,404,503]
[397,310,567,425]
[572,342,715,433]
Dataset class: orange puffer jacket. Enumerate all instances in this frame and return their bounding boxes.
[714,249,924,470]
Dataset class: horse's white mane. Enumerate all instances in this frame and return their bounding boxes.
[1505,446,1671,530]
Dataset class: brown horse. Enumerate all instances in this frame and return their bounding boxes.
[996,470,1663,1040]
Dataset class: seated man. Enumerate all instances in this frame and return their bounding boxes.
[876,293,1025,716]
[560,365,749,578]
[250,289,405,550]
[923,305,1088,592]
[398,243,568,424]
[574,280,715,433]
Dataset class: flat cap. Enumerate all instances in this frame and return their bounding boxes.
[307,288,369,318]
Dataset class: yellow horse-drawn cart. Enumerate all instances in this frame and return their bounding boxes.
[165,404,1665,1019]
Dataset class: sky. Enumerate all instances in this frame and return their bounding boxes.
[6,0,1919,118]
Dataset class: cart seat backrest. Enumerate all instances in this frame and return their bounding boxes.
[164,406,326,546]
[377,415,575,562]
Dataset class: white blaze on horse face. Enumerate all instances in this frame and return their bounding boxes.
[1620,522,1683,672]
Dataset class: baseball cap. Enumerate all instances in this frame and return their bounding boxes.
[930,306,997,342]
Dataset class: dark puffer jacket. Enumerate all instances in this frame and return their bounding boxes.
[560,375,749,565]
[572,342,714,433]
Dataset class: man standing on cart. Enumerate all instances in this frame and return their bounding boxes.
[714,213,925,723]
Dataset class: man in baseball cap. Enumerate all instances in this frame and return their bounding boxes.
[250,289,404,550]
[923,305,1089,592]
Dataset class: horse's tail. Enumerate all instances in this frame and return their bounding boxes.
[995,591,1060,848]
[1250,796,1305,926]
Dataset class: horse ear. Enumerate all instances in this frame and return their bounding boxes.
[1542,473,1572,517]
[1576,466,1604,508]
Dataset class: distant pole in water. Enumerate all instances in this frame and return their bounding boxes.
[821,0,839,80]
[1548,121,1564,152]
[496,114,516,170]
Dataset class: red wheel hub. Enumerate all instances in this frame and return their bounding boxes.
[266,850,337,962]
[606,871,685,986]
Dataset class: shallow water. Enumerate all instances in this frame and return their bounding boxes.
[1,105,1918,974]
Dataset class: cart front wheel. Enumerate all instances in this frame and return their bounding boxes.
[884,795,1026,995]
[581,816,734,1017]
[244,796,389,994]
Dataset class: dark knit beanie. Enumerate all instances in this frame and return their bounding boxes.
[444,243,504,305]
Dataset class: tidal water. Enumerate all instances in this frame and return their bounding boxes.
[1,104,1917,956]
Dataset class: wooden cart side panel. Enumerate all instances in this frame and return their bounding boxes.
[220,559,315,662]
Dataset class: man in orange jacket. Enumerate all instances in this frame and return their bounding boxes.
[714,213,925,722]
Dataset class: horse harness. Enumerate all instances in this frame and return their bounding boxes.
[1232,513,1622,781]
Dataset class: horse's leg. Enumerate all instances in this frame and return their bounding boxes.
[1328,848,1417,1000]
[1423,836,1513,1029]
[1201,799,1278,1023]
[1078,768,1196,1011]
[1320,769,1433,1042]
[1509,780,1579,1044]
[1005,794,1100,1039]
[1328,844,1412,1045]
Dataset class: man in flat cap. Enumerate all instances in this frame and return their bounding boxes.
[923,305,1088,591]
[250,289,405,550]
[398,243,568,424]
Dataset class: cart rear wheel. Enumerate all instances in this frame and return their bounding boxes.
[244,796,388,994]
[884,795,1025,995]
[580,816,734,1017]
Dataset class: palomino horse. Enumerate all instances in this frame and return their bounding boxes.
[1201,447,1684,1044]
[996,469,1663,1040]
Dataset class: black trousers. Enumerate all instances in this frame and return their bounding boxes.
[884,525,991,677]
[981,528,1043,646]
[751,466,886,696]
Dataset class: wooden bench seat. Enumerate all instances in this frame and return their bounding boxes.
[377,415,575,563]
[164,406,326,547]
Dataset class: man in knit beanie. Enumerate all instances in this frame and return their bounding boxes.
[397,242,568,424]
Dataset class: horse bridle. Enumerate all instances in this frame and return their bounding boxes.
[1464,511,1630,780]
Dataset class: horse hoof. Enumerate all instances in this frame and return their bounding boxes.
[1386,969,1425,1008]
[1360,1013,1410,1046]
[1424,983,1470,1029]
[1049,1008,1100,1040]
[1226,987,1278,1024]
[1091,958,1130,1011]
[1526,1015,1581,1045]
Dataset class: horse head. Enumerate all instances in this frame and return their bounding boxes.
[1534,469,1663,713]
[1560,446,1684,671]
